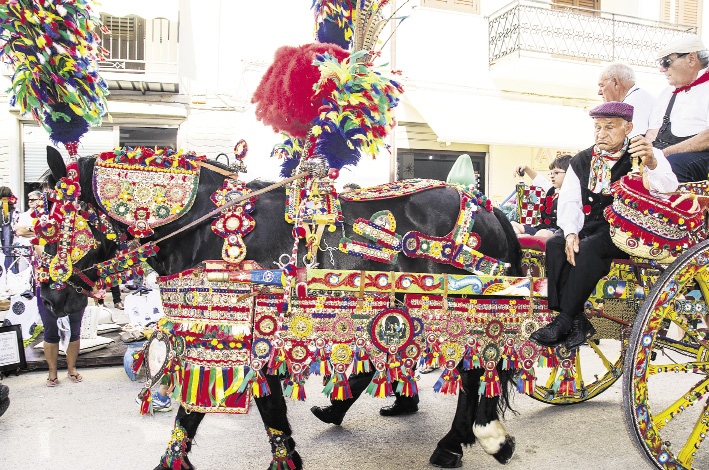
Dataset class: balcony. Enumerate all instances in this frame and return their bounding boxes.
[97,13,179,93]
[488,0,697,68]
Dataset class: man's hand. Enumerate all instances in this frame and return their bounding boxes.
[513,164,528,178]
[628,135,658,169]
[565,233,579,266]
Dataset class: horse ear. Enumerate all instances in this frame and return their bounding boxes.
[47,146,67,182]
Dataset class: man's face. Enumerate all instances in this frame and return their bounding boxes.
[659,52,696,88]
[27,195,39,211]
[597,73,621,102]
[594,117,630,151]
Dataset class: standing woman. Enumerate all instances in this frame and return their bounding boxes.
[0,187,18,273]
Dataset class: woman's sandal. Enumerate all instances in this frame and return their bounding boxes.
[46,377,59,387]
[67,373,83,383]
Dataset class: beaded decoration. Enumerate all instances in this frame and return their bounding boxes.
[266,427,296,470]
[93,148,202,238]
[338,236,398,264]
[339,179,446,201]
[210,179,257,264]
[352,211,402,250]
[160,424,190,470]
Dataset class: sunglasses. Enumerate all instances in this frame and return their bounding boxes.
[658,52,688,69]
[28,198,39,202]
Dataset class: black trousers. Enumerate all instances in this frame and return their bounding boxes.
[546,225,627,319]
[328,368,419,414]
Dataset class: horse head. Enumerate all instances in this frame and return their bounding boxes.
[38,146,124,317]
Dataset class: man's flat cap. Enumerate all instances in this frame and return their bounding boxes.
[589,101,634,122]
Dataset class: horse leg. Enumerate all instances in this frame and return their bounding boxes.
[429,368,479,468]
[311,367,375,424]
[154,405,205,470]
[473,370,516,464]
[255,372,302,470]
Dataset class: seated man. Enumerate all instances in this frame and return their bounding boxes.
[530,102,678,350]
[647,35,709,182]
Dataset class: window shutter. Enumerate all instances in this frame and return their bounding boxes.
[421,0,480,13]
[659,0,702,27]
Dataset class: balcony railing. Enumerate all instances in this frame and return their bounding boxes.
[97,15,178,75]
[488,0,698,67]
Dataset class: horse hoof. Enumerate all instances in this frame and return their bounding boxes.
[492,436,515,465]
[429,447,463,468]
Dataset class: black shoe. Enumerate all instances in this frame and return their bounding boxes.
[0,384,9,418]
[310,405,345,425]
[379,402,418,417]
[565,316,597,350]
[530,316,571,347]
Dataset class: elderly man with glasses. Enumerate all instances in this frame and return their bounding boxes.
[14,190,41,246]
[641,35,709,182]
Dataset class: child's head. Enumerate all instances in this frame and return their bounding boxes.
[549,154,572,188]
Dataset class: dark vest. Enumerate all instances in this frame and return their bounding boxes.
[570,145,632,232]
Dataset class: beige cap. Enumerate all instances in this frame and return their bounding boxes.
[657,34,706,59]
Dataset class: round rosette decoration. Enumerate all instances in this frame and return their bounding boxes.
[210,180,257,264]
[369,308,415,354]
[55,177,81,202]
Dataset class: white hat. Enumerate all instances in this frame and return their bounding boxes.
[657,34,706,59]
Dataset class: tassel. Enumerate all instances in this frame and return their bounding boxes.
[462,342,481,370]
[479,367,502,397]
[324,370,352,400]
[552,368,577,396]
[516,368,536,395]
[137,387,153,416]
[131,348,146,374]
[309,345,331,376]
[283,371,307,401]
[353,343,371,375]
[502,339,519,370]
[366,368,393,398]
[237,366,271,398]
[387,354,402,383]
[420,338,442,370]
[433,367,461,395]
[396,364,418,397]
[267,346,288,376]
[538,347,558,368]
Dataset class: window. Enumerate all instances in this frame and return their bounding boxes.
[420,0,480,14]
[119,127,177,149]
[397,150,486,192]
[552,0,600,15]
[98,14,146,71]
[660,0,702,27]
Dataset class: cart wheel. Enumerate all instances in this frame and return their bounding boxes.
[624,239,709,469]
[530,336,624,405]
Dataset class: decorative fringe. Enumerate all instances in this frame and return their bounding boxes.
[479,367,502,398]
[131,348,146,374]
[323,371,352,400]
[283,371,307,401]
[537,347,558,368]
[502,341,519,370]
[420,339,442,370]
[309,345,331,376]
[353,343,371,375]
[462,342,481,370]
[366,368,393,398]
[396,364,418,397]
[552,368,577,396]
[433,367,461,395]
[516,369,536,395]
[267,346,288,376]
[387,354,402,383]
[238,366,271,398]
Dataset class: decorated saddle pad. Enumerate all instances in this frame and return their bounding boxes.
[92,149,202,238]
[339,179,446,201]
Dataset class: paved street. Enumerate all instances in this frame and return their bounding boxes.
[0,362,651,470]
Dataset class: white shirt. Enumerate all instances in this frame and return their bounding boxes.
[14,209,34,245]
[557,150,679,236]
[531,174,553,193]
[649,67,709,137]
[623,85,655,137]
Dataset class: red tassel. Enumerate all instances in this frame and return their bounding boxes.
[252,368,271,398]
[329,371,352,400]
[353,343,371,375]
[462,342,481,370]
[396,365,418,397]
[387,354,402,383]
[433,367,460,395]
[479,367,502,397]
[283,371,307,401]
[131,348,146,374]
[137,387,153,415]
[267,347,287,376]
[516,369,536,395]
[366,368,393,398]
[538,347,558,368]
[502,339,518,370]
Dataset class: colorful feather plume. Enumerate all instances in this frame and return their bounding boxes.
[311,50,402,167]
[271,137,305,178]
[251,43,350,139]
[0,0,109,144]
[312,0,354,49]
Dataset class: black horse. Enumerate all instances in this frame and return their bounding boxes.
[40,146,522,469]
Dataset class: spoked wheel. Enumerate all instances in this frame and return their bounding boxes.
[624,239,709,470]
[530,337,625,405]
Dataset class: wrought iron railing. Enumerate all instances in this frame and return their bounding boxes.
[488,0,698,67]
[97,15,178,74]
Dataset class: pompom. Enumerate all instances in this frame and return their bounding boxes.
[313,129,361,170]
[44,103,90,145]
[251,43,349,138]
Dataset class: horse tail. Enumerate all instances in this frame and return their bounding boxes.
[492,207,523,277]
